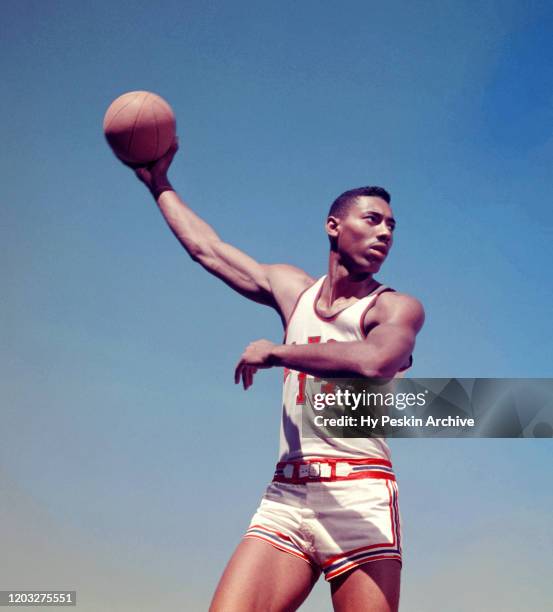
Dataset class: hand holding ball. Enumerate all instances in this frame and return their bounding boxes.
[103,91,176,165]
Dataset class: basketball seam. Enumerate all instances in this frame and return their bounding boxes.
[151,100,160,160]
[127,93,150,160]
[103,92,141,132]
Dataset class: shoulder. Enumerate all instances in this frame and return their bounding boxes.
[371,290,425,331]
[265,263,315,286]
[264,264,316,323]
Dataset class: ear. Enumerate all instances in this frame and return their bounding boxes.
[326,215,340,239]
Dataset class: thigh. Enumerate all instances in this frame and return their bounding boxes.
[330,559,401,612]
[210,537,320,612]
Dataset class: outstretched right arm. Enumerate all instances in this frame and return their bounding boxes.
[130,142,313,319]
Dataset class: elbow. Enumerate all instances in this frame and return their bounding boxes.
[358,364,386,379]
[168,225,208,262]
[187,242,204,262]
[186,239,216,264]
[358,361,397,379]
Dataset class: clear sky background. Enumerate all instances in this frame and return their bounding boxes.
[2,1,552,610]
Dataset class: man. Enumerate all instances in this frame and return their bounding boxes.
[129,141,424,612]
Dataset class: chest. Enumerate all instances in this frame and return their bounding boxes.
[286,293,377,344]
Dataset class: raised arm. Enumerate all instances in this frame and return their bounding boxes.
[130,142,313,318]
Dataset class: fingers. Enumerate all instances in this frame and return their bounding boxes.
[156,137,179,170]
[119,159,152,183]
[244,366,257,390]
[234,360,257,390]
[135,167,152,184]
[234,359,243,385]
[243,366,257,390]
[169,136,179,153]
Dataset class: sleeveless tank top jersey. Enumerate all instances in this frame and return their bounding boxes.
[279,276,407,463]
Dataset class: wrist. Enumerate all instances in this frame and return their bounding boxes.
[150,176,173,199]
[269,343,287,367]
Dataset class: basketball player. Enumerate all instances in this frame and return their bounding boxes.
[128,141,424,612]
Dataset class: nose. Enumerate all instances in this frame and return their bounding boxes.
[377,222,392,243]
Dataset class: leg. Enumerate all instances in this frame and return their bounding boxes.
[210,537,320,612]
[330,559,401,612]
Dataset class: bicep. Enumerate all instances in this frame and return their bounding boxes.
[363,295,425,375]
[364,323,417,372]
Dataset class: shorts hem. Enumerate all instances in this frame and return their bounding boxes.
[243,530,315,568]
[324,553,402,582]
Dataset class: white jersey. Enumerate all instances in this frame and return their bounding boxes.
[278,276,405,462]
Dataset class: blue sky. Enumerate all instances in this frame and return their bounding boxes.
[2,1,552,610]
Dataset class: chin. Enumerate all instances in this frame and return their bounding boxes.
[354,261,382,275]
[364,258,384,273]
[344,254,384,275]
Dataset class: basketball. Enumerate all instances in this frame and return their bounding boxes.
[103,91,176,165]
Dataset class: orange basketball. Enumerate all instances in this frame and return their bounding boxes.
[103,91,176,164]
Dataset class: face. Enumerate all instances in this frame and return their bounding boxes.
[326,196,396,274]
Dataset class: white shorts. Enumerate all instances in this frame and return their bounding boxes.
[245,468,402,581]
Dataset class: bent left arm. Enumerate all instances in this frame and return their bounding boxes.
[235,293,425,388]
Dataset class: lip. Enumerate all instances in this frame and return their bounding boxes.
[368,243,389,256]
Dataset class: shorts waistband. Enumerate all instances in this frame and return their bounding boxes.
[273,458,395,484]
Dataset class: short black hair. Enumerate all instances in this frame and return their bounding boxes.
[328,186,391,219]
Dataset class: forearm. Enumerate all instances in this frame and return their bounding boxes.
[270,327,414,379]
[147,177,273,302]
[153,183,221,260]
[270,341,385,379]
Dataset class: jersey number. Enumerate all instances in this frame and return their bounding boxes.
[283,336,337,405]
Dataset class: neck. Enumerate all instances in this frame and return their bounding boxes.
[323,253,376,303]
